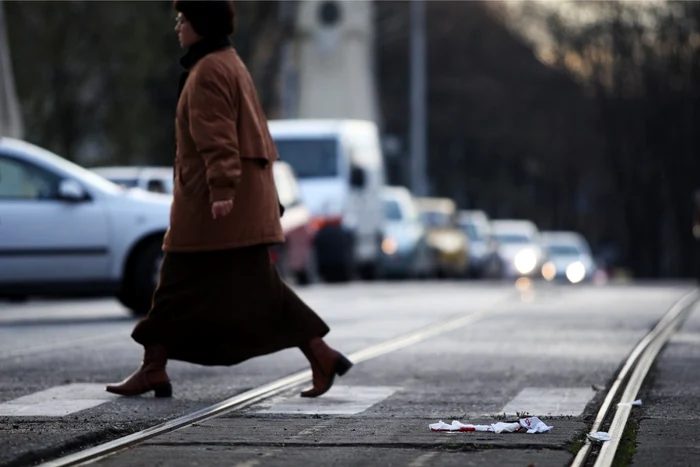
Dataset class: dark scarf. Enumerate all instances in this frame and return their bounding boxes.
[178,36,232,99]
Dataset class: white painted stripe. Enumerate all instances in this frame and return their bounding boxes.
[500,387,596,417]
[257,385,400,415]
[231,452,275,467]
[408,452,439,467]
[670,331,700,345]
[0,384,118,417]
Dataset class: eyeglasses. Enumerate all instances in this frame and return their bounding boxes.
[175,15,188,27]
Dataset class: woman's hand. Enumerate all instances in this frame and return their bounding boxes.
[212,200,233,220]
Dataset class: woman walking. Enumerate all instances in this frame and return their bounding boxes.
[106,0,352,399]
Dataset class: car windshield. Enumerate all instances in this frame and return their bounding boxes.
[3,143,124,195]
[547,244,582,256]
[146,178,172,194]
[384,199,403,221]
[420,211,451,228]
[273,137,338,179]
[109,178,139,188]
[493,233,531,244]
[460,222,482,241]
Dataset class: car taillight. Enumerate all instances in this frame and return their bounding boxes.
[310,216,343,231]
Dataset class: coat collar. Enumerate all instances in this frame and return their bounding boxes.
[180,36,232,70]
[178,36,231,100]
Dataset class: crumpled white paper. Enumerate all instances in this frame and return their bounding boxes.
[429,417,552,434]
[617,399,642,407]
[587,431,611,443]
[428,420,521,433]
[519,416,553,434]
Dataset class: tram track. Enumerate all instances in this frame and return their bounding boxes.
[38,296,517,467]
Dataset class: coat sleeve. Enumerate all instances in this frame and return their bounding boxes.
[188,63,241,204]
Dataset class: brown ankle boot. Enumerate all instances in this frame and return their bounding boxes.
[106,344,172,397]
[299,337,353,398]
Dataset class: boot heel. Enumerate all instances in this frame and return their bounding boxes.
[334,355,353,377]
[153,383,172,398]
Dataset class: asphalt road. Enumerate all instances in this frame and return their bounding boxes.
[0,280,696,467]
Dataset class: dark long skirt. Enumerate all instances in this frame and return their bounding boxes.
[131,245,330,366]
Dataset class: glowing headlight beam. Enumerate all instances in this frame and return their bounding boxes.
[566,261,586,284]
[382,237,398,255]
[542,262,556,281]
[514,249,537,275]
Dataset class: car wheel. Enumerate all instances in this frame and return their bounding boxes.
[324,256,354,283]
[358,259,379,281]
[120,240,163,317]
[358,232,383,281]
[320,233,355,283]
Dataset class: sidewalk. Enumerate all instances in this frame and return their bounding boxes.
[631,303,700,466]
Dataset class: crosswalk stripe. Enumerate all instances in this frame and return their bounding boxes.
[0,384,117,417]
[255,385,401,415]
[500,387,597,417]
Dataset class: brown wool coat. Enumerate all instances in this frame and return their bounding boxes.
[164,47,284,252]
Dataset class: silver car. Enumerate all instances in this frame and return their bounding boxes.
[380,186,434,278]
[457,210,501,278]
[540,231,596,284]
[0,139,172,315]
[491,219,547,279]
[90,166,174,194]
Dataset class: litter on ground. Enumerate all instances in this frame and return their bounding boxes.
[429,416,553,434]
[587,431,611,443]
[617,399,642,407]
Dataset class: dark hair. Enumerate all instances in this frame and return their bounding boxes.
[174,0,236,37]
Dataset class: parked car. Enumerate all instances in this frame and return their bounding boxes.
[490,219,546,279]
[271,161,318,285]
[540,231,596,284]
[268,119,386,283]
[457,210,502,278]
[0,138,171,315]
[414,197,469,277]
[380,186,434,278]
[89,166,173,194]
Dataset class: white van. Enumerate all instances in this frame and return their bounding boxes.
[267,119,386,282]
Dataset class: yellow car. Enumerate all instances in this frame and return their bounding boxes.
[414,197,470,277]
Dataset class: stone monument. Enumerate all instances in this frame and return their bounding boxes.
[293,0,379,122]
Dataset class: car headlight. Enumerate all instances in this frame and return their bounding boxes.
[382,237,398,255]
[434,235,461,253]
[566,262,586,283]
[514,249,537,274]
[541,261,556,281]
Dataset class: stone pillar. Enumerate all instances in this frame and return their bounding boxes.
[294,0,379,122]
